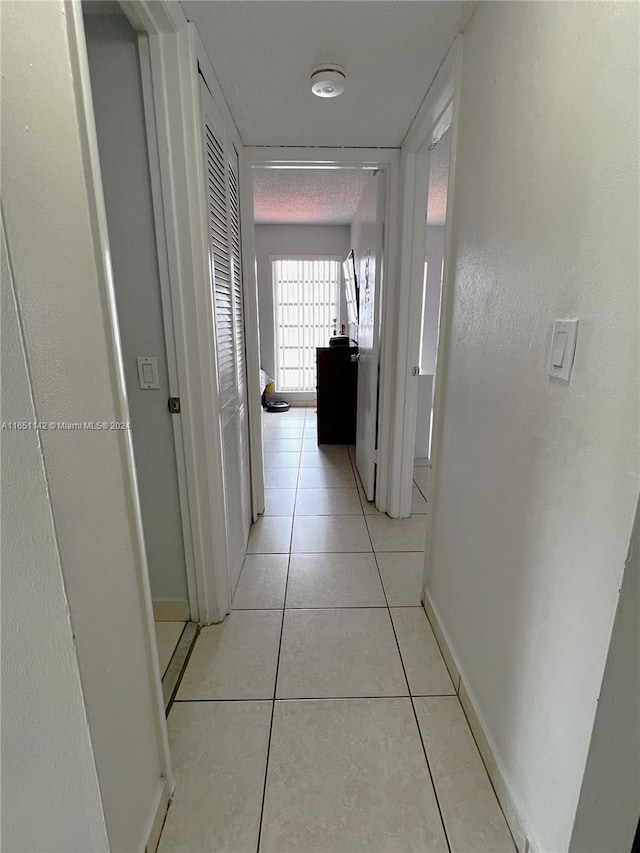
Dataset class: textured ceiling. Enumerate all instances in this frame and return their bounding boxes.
[181,1,470,147]
[253,168,372,224]
[426,124,452,225]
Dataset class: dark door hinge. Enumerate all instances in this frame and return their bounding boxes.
[168,397,181,414]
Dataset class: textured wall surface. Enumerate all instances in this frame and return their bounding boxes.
[569,498,639,851]
[84,8,188,602]
[1,222,109,853]
[426,2,639,850]
[2,3,166,849]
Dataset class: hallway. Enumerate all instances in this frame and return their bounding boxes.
[157,407,514,852]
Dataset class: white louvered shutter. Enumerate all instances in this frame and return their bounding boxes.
[200,76,251,592]
[228,150,252,550]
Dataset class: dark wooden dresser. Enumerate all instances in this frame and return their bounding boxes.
[315,347,358,444]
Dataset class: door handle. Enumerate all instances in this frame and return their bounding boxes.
[350,353,360,363]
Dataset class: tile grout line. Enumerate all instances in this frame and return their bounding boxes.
[173,693,458,703]
[164,623,201,717]
[161,620,188,680]
[235,604,427,612]
[256,418,443,846]
[249,548,424,555]
[254,421,302,853]
[351,449,453,853]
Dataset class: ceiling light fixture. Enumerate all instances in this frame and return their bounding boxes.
[310,65,346,99]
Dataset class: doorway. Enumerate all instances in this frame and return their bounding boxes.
[82,2,195,691]
[412,124,453,503]
[388,39,460,522]
[246,159,394,539]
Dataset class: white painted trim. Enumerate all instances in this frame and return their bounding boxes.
[190,19,243,150]
[195,23,261,551]
[120,0,215,624]
[423,590,534,853]
[389,37,462,519]
[245,147,401,515]
[137,33,198,621]
[375,154,402,516]
[143,779,170,853]
[181,22,234,623]
[422,38,464,594]
[120,1,234,624]
[244,147,395,167]
[68,0,173,798]
[239,147,265,519]
[422,596,461,693]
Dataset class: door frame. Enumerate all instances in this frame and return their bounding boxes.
[242,147,401,514]
[388,36,463,520]
[136,32,198,620]
[119,0,261,623]
[66,0,174,804]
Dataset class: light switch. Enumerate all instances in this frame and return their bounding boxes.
[136,356,160,389]
[551,331,568,368]
[548,320,578,382]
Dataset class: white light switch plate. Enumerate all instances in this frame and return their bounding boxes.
[137,356,160,389]
[548,319,578,382]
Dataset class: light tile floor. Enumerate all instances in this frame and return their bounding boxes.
[154,621,186,678]
[158,407,515,852]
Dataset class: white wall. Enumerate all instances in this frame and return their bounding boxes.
[1,222,109,853]
[569,497,639,852]
[254,224,351,381]
[83,6,188,604]
[426,3,639,851]
[1,2,168,849]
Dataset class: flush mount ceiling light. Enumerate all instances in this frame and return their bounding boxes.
[310,65,346,99]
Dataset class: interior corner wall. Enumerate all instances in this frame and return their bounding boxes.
[83,5,188,603]
[254,224,351,382]
[426,2,639,851]
[1,3,167,850]
[1,219,109,853]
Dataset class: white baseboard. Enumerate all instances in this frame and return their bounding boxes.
[152,599,190,621]
[422,589,536,853]
[422,592,461,691]
[143,779,169,853]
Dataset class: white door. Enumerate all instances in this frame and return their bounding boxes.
[228,147,252,563]
[200,76,251,592]
[355,172,385,500]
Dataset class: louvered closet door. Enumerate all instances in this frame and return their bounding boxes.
[200,76,251,592]
[228,149,252,552]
